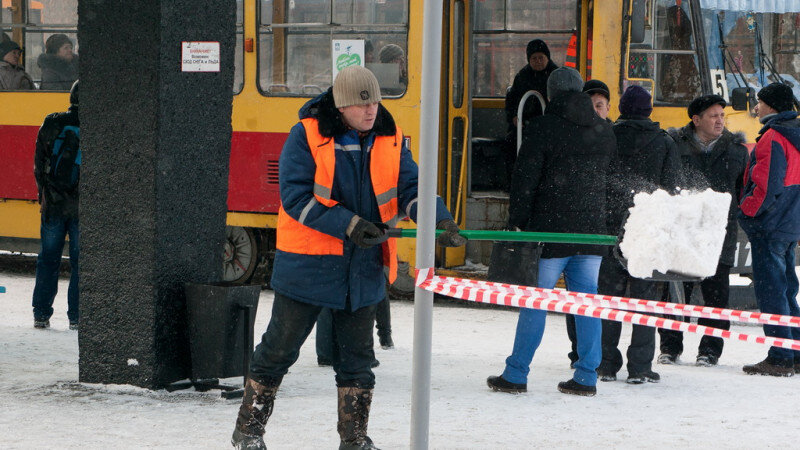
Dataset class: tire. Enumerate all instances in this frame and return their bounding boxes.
[222,226,258,284]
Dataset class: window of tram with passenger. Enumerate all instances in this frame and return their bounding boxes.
[257,0,409,97]
[0,0,78,91]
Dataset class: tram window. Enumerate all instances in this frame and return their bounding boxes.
[257,0,409,97]
[708,9,800,101]
[234,0,244,94]
[472,0,576,98]
[627,0,702,105]
[18,0,78,91]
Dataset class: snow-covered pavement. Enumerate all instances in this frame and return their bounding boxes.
[1,271,797,449]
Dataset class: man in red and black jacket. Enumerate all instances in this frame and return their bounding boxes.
[739,82,800,377]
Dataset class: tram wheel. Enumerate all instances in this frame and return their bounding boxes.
[222,226,258,284]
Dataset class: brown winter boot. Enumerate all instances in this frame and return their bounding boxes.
[742,358,794,377]
[231,377,281,449]
[337,387,379,450]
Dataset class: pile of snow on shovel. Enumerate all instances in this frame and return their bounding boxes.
[620,189,730,279]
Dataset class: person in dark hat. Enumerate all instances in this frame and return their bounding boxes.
[501,39,559,181]
[738,82,800,377]
[657,94,747,368]
[583,79,611,121]
[562,78,612,366]
[504,39,558,135]
[488,67,617,397]
[230,66,465,449]
[590,85,682,384]
[38,33,78,90]
[0,40,34,90]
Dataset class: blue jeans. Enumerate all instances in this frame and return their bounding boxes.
[31,216,79,323]
[502,255,602,386]
[748,236,800,363]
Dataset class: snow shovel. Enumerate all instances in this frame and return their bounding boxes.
[365,226,701,283]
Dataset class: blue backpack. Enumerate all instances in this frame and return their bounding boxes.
[47,125,81,191]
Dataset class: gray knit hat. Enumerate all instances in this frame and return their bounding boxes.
[333,66,382,108]
[546,67,584,101]
[379,44,404,63]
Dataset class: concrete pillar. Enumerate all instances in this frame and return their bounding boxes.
[77,1,235,388]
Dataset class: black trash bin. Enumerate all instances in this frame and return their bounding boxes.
[184,282,261,381]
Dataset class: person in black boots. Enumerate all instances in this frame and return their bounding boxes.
[487,67,616,397]
[657,94,747,367]
[739,83,800,377]
[230,66,465,450]
[597,86,682,384]
[565,78,613,367]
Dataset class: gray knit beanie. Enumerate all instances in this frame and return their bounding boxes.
[333,66,382,108]
[546,67,584,101]
[378,44,404,63]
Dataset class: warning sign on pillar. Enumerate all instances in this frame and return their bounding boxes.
[181,41,220,72]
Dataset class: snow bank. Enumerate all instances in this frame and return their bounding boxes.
[620,188,730,279]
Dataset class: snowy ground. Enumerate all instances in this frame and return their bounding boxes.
[1,271,798,449]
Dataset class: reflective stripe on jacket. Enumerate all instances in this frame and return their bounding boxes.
[276,117,402,283]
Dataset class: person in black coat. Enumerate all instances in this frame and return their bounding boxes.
[504,39,558,134]
[595,86,683,384]
[502,39,558,175]
[488,67,617,397]
[657,95,748,367]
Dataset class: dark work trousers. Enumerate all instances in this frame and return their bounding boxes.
[596,257,659,376]
[375,297,392,340]
[318,297,390,363]
[658,263,732,359]
[250,292,377,388]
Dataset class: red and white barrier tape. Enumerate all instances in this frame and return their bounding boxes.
[446,276,800,328]
[415,268,800,352]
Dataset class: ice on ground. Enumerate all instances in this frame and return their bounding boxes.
[620,188,730,279]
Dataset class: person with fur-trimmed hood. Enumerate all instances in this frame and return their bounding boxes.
[657,94,747,368]
[230,66,465,450]
[38,34,78,91]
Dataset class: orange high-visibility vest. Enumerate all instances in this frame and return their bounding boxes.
[276,117,403,283]
[565,33,578,69]
[565,32,593,76]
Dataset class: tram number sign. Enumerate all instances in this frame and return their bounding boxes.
[710,69,729,101]
[181,41,221,73]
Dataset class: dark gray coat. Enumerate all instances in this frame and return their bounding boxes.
[668,124,748,266]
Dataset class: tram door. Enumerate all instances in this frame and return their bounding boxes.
[437,0,470,268]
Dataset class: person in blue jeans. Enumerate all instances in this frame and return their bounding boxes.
[739,82,800,377]
[487,67,617,396]
[31,80,80,330]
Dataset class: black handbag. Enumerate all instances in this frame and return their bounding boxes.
[487,240,544,286]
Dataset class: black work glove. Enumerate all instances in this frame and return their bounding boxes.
[436,219,467,247]
[347,216,385,249]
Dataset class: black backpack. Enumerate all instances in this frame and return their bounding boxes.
[46,125,81,192]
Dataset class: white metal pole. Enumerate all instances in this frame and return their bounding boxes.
[410,0,443,448]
